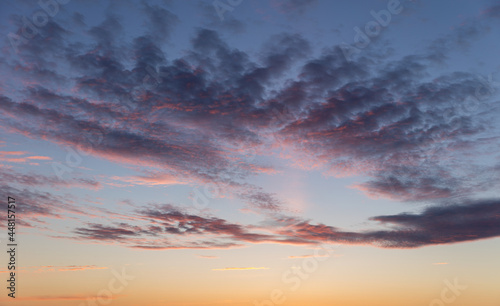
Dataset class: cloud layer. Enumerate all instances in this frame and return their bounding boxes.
[1,1,500,250]
[68,199,500,249]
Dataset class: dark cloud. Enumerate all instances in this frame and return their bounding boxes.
[1,2,499,239]
[270,0,318,15]
[142,2,179,42]
[278,59,494,200]
[0,168,101,190]
[72,12,86,27]
[426,20,489,63]
[0,183,84,227]
[1,23,316,212]
[70,204,284,248]
[198,1,246,34]
[1,12,497,205]
[484,4,500,19]
[70,203,312,248]
[70,199,500,249]
[237,186,282,211]
[137,204,277,242]
[88,15,123,49]
[74,223,142,241]
[367,199,500,247]
[259,199,500,248]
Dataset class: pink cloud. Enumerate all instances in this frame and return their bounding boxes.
[27,156,52,160]
[0,151,28,155]
[112,173,186,186]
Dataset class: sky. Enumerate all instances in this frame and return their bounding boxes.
[0,0,500,305]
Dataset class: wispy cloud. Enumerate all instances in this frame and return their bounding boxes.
[197,255,219,259]
[0,151,28,155]
[26,156,52,160]
[68,199,500,249]
[49,265,109,272]
[0,265,108,273]
[0,151,52,163]
[112,173,186,186]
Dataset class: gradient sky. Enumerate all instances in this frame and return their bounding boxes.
[0,0,500,305]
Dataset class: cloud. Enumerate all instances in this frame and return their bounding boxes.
[198,1,246,34]
[2,8,497,206]
[270,0,318,15]
[1,1,499,253]
[27,156,52,160]
[366,199,500,247]
[142,2,179,42]
[56,265,109,272]
[112,173,186,186]
[196,255,219,259]
[0,182,100,227]
[135,204,280,243]
[70,199,500,249]
[71,203,309,248]
[30,265,109,273]
[0,265,108,274]
[0,151,28,155]
[74,223,143,241]
[425,11,500,63]
[0,168,101,190]
[433,263,449,265]
[0,151,52,163]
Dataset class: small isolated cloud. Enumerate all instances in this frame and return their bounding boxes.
[0,151,51,163]
[432,262,449,265]
[27,156,52,160]
[197,255,219,259]
[55,265,109,272]
[1,265,108,273]
[0,157,28,163]
[112,173,186,186]
[0,151,28,155]
[0,269,28,274]
[212,267,270,271]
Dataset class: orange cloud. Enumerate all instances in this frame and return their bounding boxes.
[28,265,109,273]
[0,269,28,273]
[27,156,52,160]
[197,255,219,259]
[0,151,28,155]
[57,265,109,272]
[0,157,28,163]
[0,153,51,164]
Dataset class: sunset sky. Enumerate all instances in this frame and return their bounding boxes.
[1,0,500,305]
